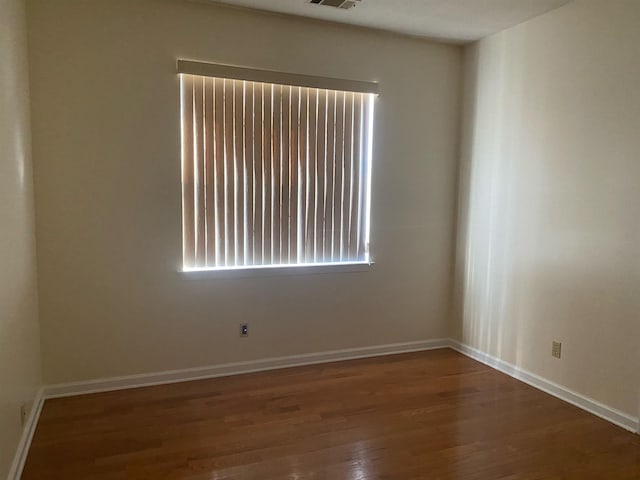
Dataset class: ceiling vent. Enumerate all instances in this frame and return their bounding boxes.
[309,0,362,10]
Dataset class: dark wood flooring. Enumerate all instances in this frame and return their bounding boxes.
[23,349,640,479]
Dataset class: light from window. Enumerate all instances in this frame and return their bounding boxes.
[180,71,375,271]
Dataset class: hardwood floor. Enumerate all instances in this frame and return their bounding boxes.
[23,349,639,479]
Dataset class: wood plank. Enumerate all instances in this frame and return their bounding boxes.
[22,350,640,479]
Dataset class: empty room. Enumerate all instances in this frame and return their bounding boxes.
[1,0,639,478]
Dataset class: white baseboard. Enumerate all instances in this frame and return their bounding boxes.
[43,339,450,399]
[7,387,45,480]
[449,340,639,434]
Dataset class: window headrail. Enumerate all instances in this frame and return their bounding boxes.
[177,60,379,95]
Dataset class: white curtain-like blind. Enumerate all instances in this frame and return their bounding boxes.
[180,74,374,270]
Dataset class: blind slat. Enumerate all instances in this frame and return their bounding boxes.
[359,94,372,258]
[324,90,336,261]
[262,84,272,264]
[243,81,254,265]
[316,89,327,263]
[214,79,225,265]
[204,78,215,266]
[298,89,309,263]
[342,92,354,262]
[272,85,282,264]
[348,93,363,259]
[253,83,264,264]
[306,89,318,263]
[281,87,290,263]
[223,80,235,264]
[181,75,373,269]
[234,82,245,266]
[181,76,196,268]
[194,78,206,266]
[289,87,300,264]
[333,91,345,262]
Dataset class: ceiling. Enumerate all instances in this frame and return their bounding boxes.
[205,0,572,43]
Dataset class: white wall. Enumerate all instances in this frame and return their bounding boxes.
[27,0,462,383]
[0,0,42,476]
[454,0,639,417]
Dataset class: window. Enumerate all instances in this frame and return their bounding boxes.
[179,61,376,271]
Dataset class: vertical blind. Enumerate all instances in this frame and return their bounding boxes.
[181,74,374,270]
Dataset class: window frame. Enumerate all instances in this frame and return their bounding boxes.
[178,60,378,274]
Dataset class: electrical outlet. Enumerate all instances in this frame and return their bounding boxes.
[240,323,248,337]
[20,403,27,426]
[552,341,562,359]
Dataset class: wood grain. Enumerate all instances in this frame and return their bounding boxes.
[23,349,640,479]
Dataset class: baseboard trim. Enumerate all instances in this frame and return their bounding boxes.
[449,340,639,434]
[43,339,450,399]
[7,387,45,480]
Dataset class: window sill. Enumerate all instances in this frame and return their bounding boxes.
[181,261,373,279]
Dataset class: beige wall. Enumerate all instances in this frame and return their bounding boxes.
[0,0,42,476]
[454,0,640,417]
[27,0,462,383]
